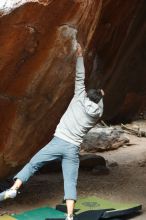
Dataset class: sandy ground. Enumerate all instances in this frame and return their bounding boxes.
[0,121,146,219]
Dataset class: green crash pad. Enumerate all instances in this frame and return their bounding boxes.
[13,207,65,220]
[56,196,142,218]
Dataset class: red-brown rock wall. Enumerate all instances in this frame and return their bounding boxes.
[88,0,146,122]
[0,0,102,179]
[0,0,145,179]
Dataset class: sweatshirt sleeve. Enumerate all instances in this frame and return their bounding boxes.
[74,56,86,97]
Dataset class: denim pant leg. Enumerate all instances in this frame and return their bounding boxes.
[14,137,62,183]
[62,144,79,201]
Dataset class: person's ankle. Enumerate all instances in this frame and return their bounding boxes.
[66,213,73,218]
[10,186,19,191]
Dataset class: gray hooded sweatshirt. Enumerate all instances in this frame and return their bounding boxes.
[54,57,103,146]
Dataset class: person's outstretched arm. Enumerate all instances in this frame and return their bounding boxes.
[74,44,86,97]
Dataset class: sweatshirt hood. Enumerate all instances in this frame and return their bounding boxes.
[84,97,103,118]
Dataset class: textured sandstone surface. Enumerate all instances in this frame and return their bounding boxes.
[0,0,145,179]
[0,0,102,178]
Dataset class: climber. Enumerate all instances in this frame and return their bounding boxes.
[0,43,104,220]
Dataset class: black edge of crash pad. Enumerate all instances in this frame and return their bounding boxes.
[76,209,112,220]
[102,205,142,219]
[56,204,79,214]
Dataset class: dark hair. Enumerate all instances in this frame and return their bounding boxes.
[87,89,103,104]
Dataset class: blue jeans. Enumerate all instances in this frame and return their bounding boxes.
[14,136,79,201]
